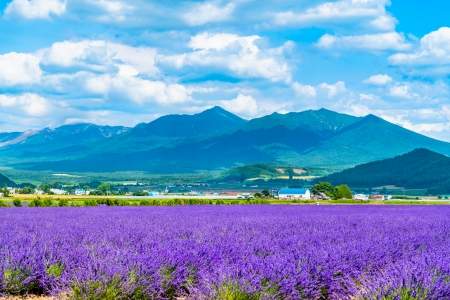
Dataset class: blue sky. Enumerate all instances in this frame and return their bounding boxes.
[0,0,449,141]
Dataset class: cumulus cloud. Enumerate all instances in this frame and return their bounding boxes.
[292,82,317,98]
[317,32,410,51]
[182,1,235,26]
[273,0,395,30]
[364,74,393,86]
[5,0,66,19]
[369,15,397,31]
[0,93,51,117]
[84,70,191,105]
[319,81,347,98]
[84,0,133,23]
[389,27,450,74]
[40,40,158,76]
[379,108,450,142]
[220,94,259,117]
[162,32,292,83]
[389,84,414,99]
[0,52,42,86]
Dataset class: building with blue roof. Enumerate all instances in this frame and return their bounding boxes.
[277,188,311,200]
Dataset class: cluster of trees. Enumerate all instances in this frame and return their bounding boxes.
[254,190,272,198]
[0,188,10,197]
[311,182,353,200]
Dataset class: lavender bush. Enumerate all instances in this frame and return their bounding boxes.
[0,205,448,299]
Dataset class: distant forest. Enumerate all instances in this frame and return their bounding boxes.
[322,149,450,194]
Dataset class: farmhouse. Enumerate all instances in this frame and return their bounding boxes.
[75,189,87,196]
[369,194,392,200]
[354,194,369,201]
[50,188,66,195]
[278,188,311,200]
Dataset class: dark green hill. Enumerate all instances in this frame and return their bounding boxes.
[295,114,450,167]
[0,173,15,187]
[322,148,450,193]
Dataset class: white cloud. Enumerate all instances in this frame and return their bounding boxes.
[5,0,66,19]
[369,15,397,31]
[389,84,414,99]
[0,52,42,86]
[40,40,158,76]
[220,94,258,117]
[389,27,450,67]
[87,0,133,22]
[84,71,190,105]
[364,74,393,86]
[319,81,347,98]
[292,82,317,98]
[317,32,410,51]
[188,32,259,51]
[162,32,292,83]
[379,109,450,141]
[273,0,394,30]
[0,93,51,117]
[182,1,235,26]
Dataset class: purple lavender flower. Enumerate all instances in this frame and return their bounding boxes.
[0,205,448,299]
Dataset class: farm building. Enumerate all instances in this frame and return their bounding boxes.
[50,188,66,195]
[354,194,369,201]
[369,194,392,200]
[278,188,311,200]
[74,189,87,196]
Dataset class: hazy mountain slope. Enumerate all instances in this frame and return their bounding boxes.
[295,115,450,167]
[0,124,128,161]
[131,106,246,138]
[0,132,22,143]
[245,108,358,135]
[86,106,248,153]
[0,173,15,187]
[321,149,450,193]
[25,126,322,172]
[4,107,450,173]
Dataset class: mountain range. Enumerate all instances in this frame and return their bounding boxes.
[0,173,15,187]
[322,148,450,194]
[0,107,449,173]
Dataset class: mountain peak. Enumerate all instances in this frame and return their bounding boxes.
[363,114,384,122]
[202,106,228,114]
[404,148,447,158]
[200,105,242,119]
[131,106,246,138]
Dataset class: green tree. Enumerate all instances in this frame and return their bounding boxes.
[311,182,337,199]
[97,183,112,195]
[335,184,353,199]
[261,190,271,198]
[39,184,51,194]
[18,187,34,194]
[0,188,10,197]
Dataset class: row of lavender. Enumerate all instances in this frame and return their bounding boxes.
[0,205,449,299]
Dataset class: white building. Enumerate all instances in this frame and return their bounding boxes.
[50,188,66,195]
[354,194,369,201]
[278,188,311,200]
[7,187,16,195]
[74,189,87,195]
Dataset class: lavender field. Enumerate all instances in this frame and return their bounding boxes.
[0,206,449,299]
